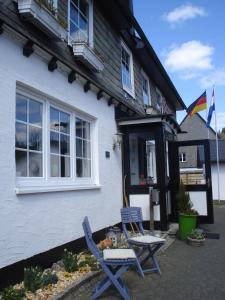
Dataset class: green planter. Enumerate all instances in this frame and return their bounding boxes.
[179,213,197,240]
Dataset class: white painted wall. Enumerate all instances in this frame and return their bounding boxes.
[0,34,123,268]
[211,163,225,200]
[189,191,207,215]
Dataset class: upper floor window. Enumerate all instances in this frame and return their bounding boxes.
[69,0,92,44]
[15,91,94,185]
[179,152,186,162]
[142,71,151,105]
[121,41,134,97]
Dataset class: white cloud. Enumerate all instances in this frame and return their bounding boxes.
[210,112,225,131]
[164,40,214,72]
[200,69,225,88]
[163,4,207,24]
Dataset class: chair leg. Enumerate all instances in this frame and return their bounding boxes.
[90,264,131,300]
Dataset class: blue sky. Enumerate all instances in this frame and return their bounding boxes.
[133,0,225,130]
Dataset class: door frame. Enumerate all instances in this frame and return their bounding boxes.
[170,139,214,224]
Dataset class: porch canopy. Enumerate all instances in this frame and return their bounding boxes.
[117,114,182,231]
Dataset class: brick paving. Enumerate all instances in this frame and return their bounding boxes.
[78,206,225,300]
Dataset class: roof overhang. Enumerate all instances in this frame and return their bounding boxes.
[117,114,183,134]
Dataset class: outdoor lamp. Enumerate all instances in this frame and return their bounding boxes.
[113,132,123,150]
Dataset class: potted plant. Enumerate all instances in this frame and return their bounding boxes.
[177,182,198,240]
[187,229,205,246]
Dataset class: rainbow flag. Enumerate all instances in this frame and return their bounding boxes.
[187,91,207,117]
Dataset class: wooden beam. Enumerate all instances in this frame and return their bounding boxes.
[108,97,113,106]
[84,81,91,92]
[48,57,57,72]
[68,71,76,83]
[0,20,3,35]
[23,40,34,57]
[97,90,103,100]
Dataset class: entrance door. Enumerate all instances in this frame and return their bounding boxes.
[170,139,214,224]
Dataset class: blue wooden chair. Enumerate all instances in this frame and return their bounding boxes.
[82,216,144,300]
[121,207,165,275]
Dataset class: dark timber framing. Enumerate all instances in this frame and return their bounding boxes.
[171,139,214,224]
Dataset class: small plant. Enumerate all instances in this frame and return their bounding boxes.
[0,286,25,300]
[177,182,198,215]
[36,0,57,16]
[62,249,80,273]
[81,254,99,271]
[41,271,58,286]
[24,266,43,292]
[24,266,58,292]
[188,229,205,240]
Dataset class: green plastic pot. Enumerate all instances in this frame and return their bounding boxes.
[179,213,197,240]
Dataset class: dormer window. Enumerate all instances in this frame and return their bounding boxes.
[69,0,91,44]
[121,41,135,97]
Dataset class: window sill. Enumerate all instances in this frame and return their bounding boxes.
[122,86,135,99]
[15,184,102,195]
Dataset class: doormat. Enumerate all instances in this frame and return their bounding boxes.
[205,232,220,239]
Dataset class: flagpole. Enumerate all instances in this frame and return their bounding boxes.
[206,92,210,139]
[214,87,220,202]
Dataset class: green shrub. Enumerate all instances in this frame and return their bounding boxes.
[24,266,43,292]
[188,229,205,240]
[41,271,58,286]
[62,249,80,273]
[83,255,98,271]
[0,286,25,300]
[24,266,58,293]
[177,182,198,215]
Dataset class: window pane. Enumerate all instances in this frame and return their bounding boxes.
[80,0,88,17]
[79,14,88,33]
[60,134,70,155]
[76,138,82,157]
[60,112,70,134]
[83,159,91,177]
[83,121,90,139]
[76,158,82,177]
[50,132,60,154]
[29,152,42,177]
[29,126,42,151]
[83,140,90,158]
[50,107,60,131]
[51,154,59,177]
[16,122,27,149]
[70,3,78,25]
[60,156,70,177]
[16,97,27,122]
[16,150,27,177]
[29,100,42,126]
[76,118,82,137]
[70,21,79,37]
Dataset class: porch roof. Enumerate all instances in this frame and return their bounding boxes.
[117,114,183,134]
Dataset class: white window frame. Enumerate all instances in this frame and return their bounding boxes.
[141,70,151,106]
[121,40,135,98]
[15,86,99,192]
[68,0,94,48]
[179,152,186,163]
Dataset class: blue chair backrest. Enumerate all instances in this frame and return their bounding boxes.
[121,207,145,238]
[82,216,102,260]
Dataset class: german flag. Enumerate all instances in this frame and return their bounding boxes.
[187,91,207,117]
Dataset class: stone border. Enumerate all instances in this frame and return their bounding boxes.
[51,270,103,300]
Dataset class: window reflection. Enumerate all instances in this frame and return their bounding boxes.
[129,133,157,186]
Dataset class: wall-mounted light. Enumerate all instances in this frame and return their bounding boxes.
[113,132,123,150]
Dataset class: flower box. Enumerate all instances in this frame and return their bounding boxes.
[72,42,104,72]
[187,237,205,246]
[18,0,67,41]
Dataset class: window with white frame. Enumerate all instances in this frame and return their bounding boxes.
[142,71,151,105]
[69,0,92,44]
[179,152,186,162]
[15,92,94,184]
[121,41,134,96]
[16,96,43,177]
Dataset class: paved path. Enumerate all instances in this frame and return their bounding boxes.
[80,206,225,300]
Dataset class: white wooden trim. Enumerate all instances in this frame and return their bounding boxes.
[120,39,135,98]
